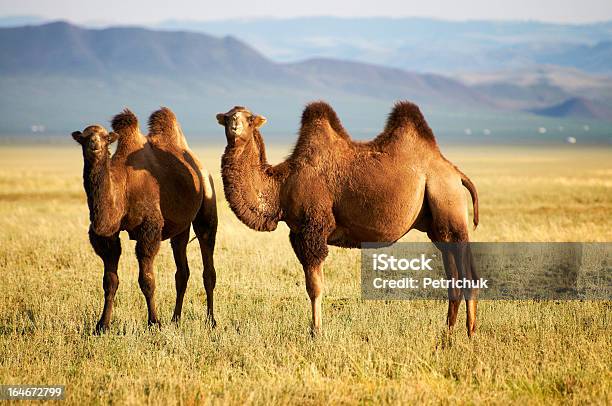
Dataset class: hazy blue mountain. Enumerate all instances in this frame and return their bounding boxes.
[0,21,610,142]
[157,17,612,74]
[471,81,571,110]
[286,58,488,105]
[0,21,282,78]
[528,97,612,120]
[456,65,612,110]
[532,41,612,73]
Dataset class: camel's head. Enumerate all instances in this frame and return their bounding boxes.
[71,125,118,161]
[216,106,266,145]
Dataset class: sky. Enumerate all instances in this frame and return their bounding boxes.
[1,0,612,24]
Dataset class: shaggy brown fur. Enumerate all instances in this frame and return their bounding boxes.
[72,107,218,333]
[218,101,480,337]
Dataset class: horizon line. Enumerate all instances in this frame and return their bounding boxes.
[1,14,612,28]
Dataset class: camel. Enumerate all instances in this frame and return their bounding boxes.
[72,107,217,333]
[217,101,479,336]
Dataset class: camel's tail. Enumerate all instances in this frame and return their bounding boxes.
[111,108,139,136]
[148,107,187,147]
[459,171,479,230]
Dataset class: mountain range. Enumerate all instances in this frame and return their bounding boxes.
[0,20,610,141]
[157,17,612,74]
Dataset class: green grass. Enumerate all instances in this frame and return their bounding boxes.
[0,144,610,404]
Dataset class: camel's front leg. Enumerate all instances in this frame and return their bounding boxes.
[89,230,121,333]
[305,262,325,333]
[289,229,329,336]
[135,220,162,327]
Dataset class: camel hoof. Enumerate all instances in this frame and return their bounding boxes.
[94,321,109,335]
[147,319,162,330]
[436,330,454,350]
[207,316,217,329]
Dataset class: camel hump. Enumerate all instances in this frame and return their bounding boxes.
[148,107,187,147]
[111,108,139,135]
[300,101,350,140]
[384,101,437,143]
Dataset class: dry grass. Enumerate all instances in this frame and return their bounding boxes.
[0,144,610,404]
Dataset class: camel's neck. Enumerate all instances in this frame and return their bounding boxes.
[83,153,123,235]
[221,131,285,231]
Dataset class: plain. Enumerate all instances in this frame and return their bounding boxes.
[0,144,610,404]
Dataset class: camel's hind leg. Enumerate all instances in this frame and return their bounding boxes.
[192,178,218,327]
[465,248,478,335]
[433,241,463,330]
[426,172,478,337]
[90,229,121,333]
[171,228,190,322]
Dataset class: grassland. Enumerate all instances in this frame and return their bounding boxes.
[0,144,610,404]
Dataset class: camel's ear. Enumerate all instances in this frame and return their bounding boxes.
[107,131,118,144]
[216,113,226,126]
[253,115,267,128]
[72,131,84,144]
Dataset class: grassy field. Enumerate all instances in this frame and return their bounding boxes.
[0,144,610,404]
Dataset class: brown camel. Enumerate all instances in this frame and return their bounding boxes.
[72,107,217,332]
[217,101,479,336]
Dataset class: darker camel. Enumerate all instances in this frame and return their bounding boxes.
[217,101,479,336]
[72,108,217,332]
